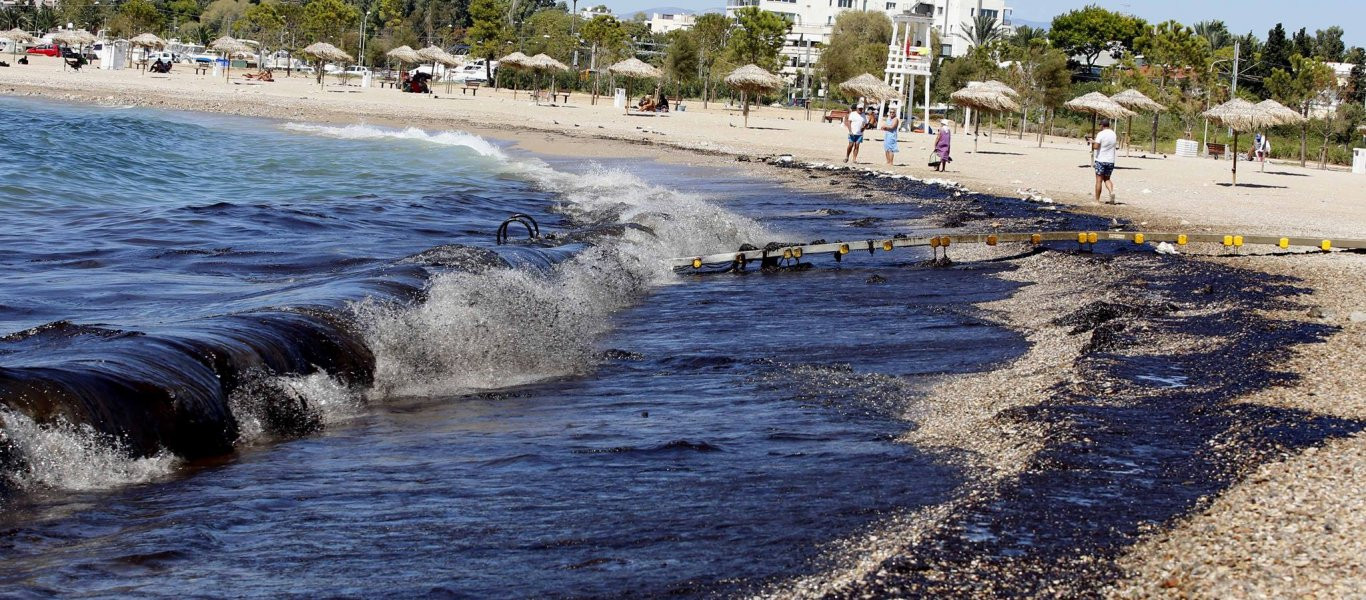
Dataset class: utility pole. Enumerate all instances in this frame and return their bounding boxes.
[1231,39,1239,97]
[359,9,370,67]
[571,0,579,68]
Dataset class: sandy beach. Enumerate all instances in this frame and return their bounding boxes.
[4,55,1366,597]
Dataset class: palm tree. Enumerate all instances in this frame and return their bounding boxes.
[957,13,1005,49]
[1193,20,1233,51]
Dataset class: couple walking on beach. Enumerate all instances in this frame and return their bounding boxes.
[844,104,952,172]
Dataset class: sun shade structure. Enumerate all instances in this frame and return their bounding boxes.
[130,33,165,49]
[974,79,1020,98]
[303,42,353,87]
[52,29,96,70]
[1202,98,1282,186]
[608,57,664,115]
[1254,99,1306,126]
[1065,91,1137,161]
[1110,89,1167,154]
[838,73,900,102]
[497,51,531,96]
[386,45,420,91]
[1,28,36,64]
[725,64,784,128]
[416,45,460,92]
[525,54,569,104]
[950,85,1021,152]
[210,36,254,81]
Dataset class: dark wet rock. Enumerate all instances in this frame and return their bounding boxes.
[736,155,751,162]
[1053,301,1154,335]
[738,243,759,252]
[1082,320,1134,353]
[814,208,848,216]
[866,274,888,284]
[849,217,883,228]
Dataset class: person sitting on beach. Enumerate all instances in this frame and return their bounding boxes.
[638,95,656,112]
[1254,133,1271,164]
[150,58,171,73]
[656,95,669,113]
[843,103,866,164]
[931,119,952,172]
[18,56,29,65]
[256,69,273,82]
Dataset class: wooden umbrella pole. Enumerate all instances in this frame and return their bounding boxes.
[1235,131,1242,184]
[1126,115,1133,157]
[742,90,749,128]
[973,114,980,153]
[1151,113,1159,154]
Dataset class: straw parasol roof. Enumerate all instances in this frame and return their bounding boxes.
[1254,99,1306,126]
[607,57,662,79]
[973,79,1020,97]
[129,33,165,49]
[303,41,352,63]
[838,73,900,102]
[1,28,37,43]
[52,29,96,46]
[950,87,1020,113]
[1110,89,1165,113]
[525,53,568,72]
[725,64,784,128]
[1064,91,1137,119]
[386,45,420,64]
[416,45,459,66]
[498,51,530,67]
[1203,98,1280,131]
[210,36,252,56]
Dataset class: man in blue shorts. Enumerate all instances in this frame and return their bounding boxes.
[844,104,866,163]
[1092,118,1118,204]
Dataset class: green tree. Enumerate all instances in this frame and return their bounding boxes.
[466,0,509,82]
[817,10,891,94]
[237,1,285,49]
[1192,20,1232,50]
[1261,24,1291,77]
[1347,47,1366,104]
[691,12,731,106]
[580,14,625,63]
[726,6,789,72]
[522,9,575,60]
[200,0,250,37]
[1291,27,1314,60]
[168,0,203,26]
[662,29,699,95]
[1266,54,1339,166]
[303,0,358,43]
[1048,5,1146,73]
[1135,20,1211,91]
[111,0,163,35]
[1007,25,1046,49]
[1313,27,1345,62]
[377,0,406,31]
[957,11,1005,49]
[1005,39,1070,146]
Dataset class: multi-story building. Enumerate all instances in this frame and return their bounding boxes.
[725,0,1012,79]
[647,12,698,34]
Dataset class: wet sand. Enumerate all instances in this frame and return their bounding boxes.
[5,56,1366,597]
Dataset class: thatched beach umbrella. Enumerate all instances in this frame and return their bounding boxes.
[608,57,662,115]
[498,51,530,96]
[1065,91,1136,162]
[52,29,95,70]
[724,64,783,128]
[129,33,165,70]
[975,80,1020,98]
[1254,99,1306,126]
[386,45,420,88]
[303,42,353,87]
[838,73,900,102]
[525,53,568,104]
[210,36,253,81]
[951,85,1020,152]
[416,45,460,92]
[1110,89,1166,154]
[1202,98,1281,186]
[1,28,36,64]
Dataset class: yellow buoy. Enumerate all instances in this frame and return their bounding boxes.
[1233,235,1244,247]
[1133,233,1145,244]
[782,248,793,259]
[941,237,951,247]
[1278,237,1290,249]
[1030,234,1042,245]
[1077,232,1088,244]
[793,247,803,258]
[1222,235,1233,246]
[1086,232,1098,244]
[1321,240,1332,251]
[930,237,941,248]
[1177,234,1187,245]
[986,235,998,246]
[692,258,702,269]
[882,240,893,251]
[839,243,850,255]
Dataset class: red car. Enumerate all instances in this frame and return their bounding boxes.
[25,44,60,57]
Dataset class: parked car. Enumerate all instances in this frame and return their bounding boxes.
[26,44,60,57]
[341,65,370,78]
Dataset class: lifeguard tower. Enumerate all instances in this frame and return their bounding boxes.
[883,4,935,134]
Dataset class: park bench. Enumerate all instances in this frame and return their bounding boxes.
[823,109,850,123]
[1206,142,1227,159]
[193,63,211,75]
[461,82,481,95]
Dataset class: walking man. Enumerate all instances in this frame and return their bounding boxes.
[844,104,866,163]
[1092,118,1118,204]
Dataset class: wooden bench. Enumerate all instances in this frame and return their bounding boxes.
[379,79,399,89]
[461,83,480,95]
[823,109,850,123]
[1206,142,1227,159]
[193,63,211,75]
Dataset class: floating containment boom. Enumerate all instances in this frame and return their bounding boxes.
[672,231,1365,270]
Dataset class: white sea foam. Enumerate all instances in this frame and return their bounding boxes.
[0,409,179,493]
[358,159,771,397]
[282,122,508,160]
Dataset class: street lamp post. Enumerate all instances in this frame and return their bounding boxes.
[570,0,579,68]
[359,9,370,67]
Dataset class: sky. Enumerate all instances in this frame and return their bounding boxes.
[589,0,1365,49]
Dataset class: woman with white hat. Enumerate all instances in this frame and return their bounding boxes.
[931,119,953,172]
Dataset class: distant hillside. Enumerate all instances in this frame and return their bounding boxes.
[627,5,725,17]
[1010,17,1050,30]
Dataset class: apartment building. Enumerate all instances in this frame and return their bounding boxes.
[647,12,698,34]
[725,0,1012,78]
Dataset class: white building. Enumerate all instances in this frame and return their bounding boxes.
[648,12,697,34]
[725,0,1012,79]
[579,5,613,21]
